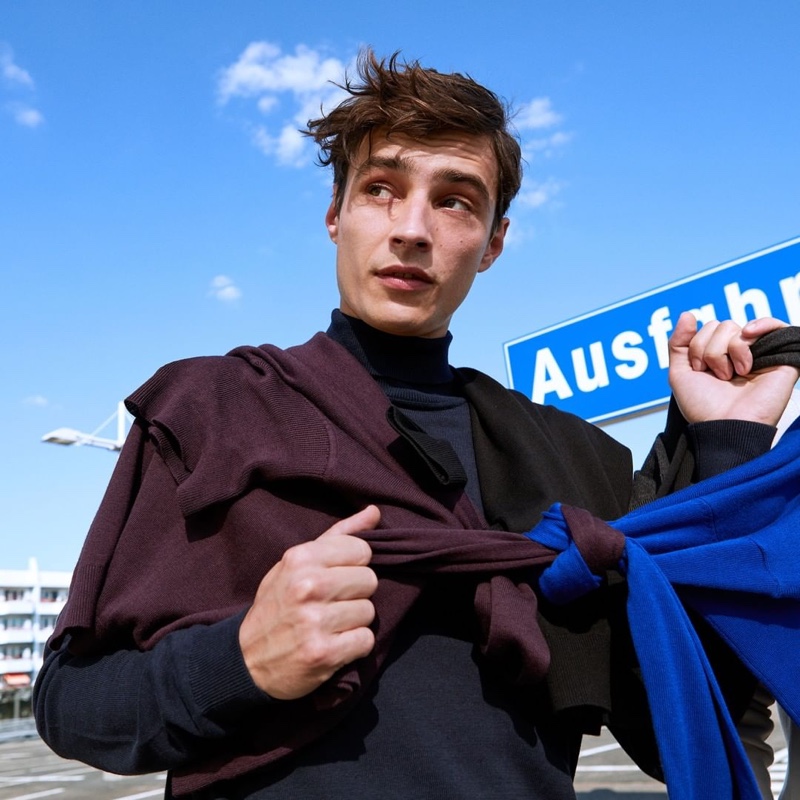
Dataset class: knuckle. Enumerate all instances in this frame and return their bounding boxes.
[282,544,313,570]
[354,626,376,655]
[288,574,322,604]
[299,635,335,670]
[335,538,368,566]
[361,597,376,624]
[352,539,372,564]
[294,601,324,629]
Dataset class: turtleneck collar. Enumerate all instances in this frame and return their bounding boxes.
[325,309,454,385]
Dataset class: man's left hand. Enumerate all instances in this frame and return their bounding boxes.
[669,312,800,425]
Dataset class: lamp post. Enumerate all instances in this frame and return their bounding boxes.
[41,401,130,452]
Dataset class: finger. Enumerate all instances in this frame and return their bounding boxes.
[684,319,720,372]
[281,537,373,579]
[313,565,378,601]
[326,596,376,632]
[725,334,755,377]
[325,564,379,600]
[742,316,789,341]
[300,621,377,679]
[693,320,747,380]
[332,625,376,665]
[262,622,376,699]
[702,320,749,380]
[702,320,755,377]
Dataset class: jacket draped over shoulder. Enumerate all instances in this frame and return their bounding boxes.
[51,332,634,794]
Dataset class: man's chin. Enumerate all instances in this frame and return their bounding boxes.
[339,302,446,338]
[371,317,444,338]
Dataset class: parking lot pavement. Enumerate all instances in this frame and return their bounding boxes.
[0,736,166,800]
[0,721,790,799]
[576,722,789,799]
[575,727,666,799]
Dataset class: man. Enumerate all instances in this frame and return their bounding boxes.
[34,51,797,799]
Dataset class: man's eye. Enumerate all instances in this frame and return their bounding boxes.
[442,197,470,211]
[367,184,392,198]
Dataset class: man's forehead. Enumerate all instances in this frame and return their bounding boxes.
[352,129,499,181]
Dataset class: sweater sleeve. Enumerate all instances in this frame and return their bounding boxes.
[33,422,276,774]
[35,612,274,774]
[630,397,776,508]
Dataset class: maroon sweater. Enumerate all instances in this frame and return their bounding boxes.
[50,332,633,794]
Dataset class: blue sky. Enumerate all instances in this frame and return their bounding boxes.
[2,1,799,570]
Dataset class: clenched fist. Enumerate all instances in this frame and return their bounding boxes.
[238,505,380,700]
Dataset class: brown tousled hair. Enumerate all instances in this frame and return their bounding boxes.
[304,50,522,233]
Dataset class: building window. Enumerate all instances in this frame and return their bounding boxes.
[40,588,68,603]
[1,644,31,659]
[1,617,30,630]
[2,589,25,601]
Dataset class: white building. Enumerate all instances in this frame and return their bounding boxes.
[0,558,71,689]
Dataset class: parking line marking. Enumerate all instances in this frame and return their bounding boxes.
[111,790,164,800]
[5,788,65,800]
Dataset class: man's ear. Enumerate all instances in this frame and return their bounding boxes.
[479,217,509,273]
[325,188,339,244]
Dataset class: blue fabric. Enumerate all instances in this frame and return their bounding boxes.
[527,417,800,800]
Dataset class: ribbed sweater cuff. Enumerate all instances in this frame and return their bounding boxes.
[182,610,277,723]
[687,420,776,482]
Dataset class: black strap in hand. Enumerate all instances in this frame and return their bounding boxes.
[750,326,800,370]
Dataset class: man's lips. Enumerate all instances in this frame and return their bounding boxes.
[375,266,433,288]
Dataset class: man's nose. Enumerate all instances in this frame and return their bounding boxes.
[390,195,433,250]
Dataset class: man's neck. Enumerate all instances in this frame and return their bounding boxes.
[325,310,453,385]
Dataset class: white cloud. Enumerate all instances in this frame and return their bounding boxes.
[515,97,562,131]
[9,103,44,128]
[23,395,49,407]
[502,219,535,248]
[257,96,278,114]
[217,42,351,167]
[517,178,564,210]
[218,42,345,101]
[513,98,570,212]
[522,131,572,164]
[1,45,34,88]
[1,45,44,128]
[548,131,571,147]
[209,275,242,303]
[253,123,308,167]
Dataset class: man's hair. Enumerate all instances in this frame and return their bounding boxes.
[304,50,522,232]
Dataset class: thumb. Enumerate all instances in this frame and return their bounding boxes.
[320,505,381,539]
[669,311,698,350]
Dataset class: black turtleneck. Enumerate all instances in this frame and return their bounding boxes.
[326,310,484,514]
[231,312,578,800]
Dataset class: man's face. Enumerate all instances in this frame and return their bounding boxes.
[326,130,508,338]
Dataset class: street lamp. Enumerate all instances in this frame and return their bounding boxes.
[41,401,131,452]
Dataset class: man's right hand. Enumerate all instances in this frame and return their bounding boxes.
[238,505,380,700]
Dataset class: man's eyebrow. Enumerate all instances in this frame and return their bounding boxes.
[433,167,491,205]
[356,155,492,205]
[355,154,409,176]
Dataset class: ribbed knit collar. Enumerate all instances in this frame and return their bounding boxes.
[326,309,454,385]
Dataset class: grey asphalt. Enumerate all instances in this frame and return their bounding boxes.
[0,722,788,799]
[0,734,165,800]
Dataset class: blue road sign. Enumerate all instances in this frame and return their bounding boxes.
[504,236,800,423]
